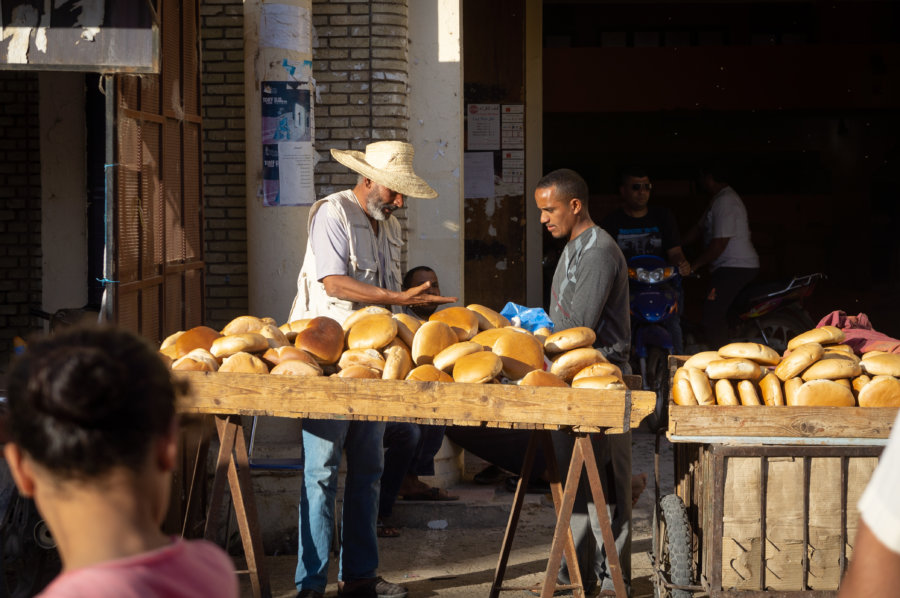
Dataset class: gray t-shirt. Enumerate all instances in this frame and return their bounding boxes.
[548,225,631,369]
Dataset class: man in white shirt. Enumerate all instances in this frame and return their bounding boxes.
[684,165,759,348]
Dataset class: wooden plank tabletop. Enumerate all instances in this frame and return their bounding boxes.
[175,371,657,434]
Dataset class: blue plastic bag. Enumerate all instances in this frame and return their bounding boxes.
[499,302,555,333]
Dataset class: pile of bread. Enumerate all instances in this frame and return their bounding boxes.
[673,325,900,407]
[158,304,625,389]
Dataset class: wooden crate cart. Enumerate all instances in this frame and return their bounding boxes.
[652,356,897,598]
[174,371,656,598]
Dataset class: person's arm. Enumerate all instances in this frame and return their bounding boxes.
[667,246,691,276]
[321,275,456,308]
[838,521,900,597]
[689,237,729,273]
[552,246,616,331]
[661,209,690,275]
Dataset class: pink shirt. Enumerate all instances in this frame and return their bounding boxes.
[38,538,237,598]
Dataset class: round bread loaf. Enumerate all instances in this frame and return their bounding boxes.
[774,342,824,381]
[338,348,386,373]
[824,344,855,355]
[860,353,900,377]
[792,379,855,407]
[172,347,219,372]
[834,378,852,389]
[159,343,181,360]
[262,346,321,372]
[823,348,860,364]
[714,379,739,406]
[717,342,780,366]
[800,354,862,381]
[174,325,222,359]
[550,347,608,382]
[573,362,623,382]
[382,343,413,380]
[279,319,311,342]
[343,306,392,331]
[260,316,277,327]
[493,332,545,380]
[784,377,803,406]
[706,358,763,380]
[430,307,480,342]
[453,351,503,384]
[737,380,762,406]
[294,316,344,365]
[533,327,552,344]
[544,327,597,355]
[787,325,845,351]
[406,364,454,383]
[211,332,269,359]
[393,313,423,347]
[221,315,264,335]
[687,367,714,406]
[411,320,458,365]
[346,314,398,350]
[466,303,511,329]
[862,350,888,360]
[518,370,569,387]
[335,365,381,379]
[851,374,871,397]
[572,375,626,390]
[857,375,900,407]
[471,328,516,350]
[433,341,483,372]
[258,323,290,348]
[270,359,322,377]
[219,351,269,374]
[505,325,531,335]
[683,351,722,371]
[160,330,184,350]
[759,372,784,406]
[672,375,698,406]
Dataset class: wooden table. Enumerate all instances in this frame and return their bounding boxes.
[175,372,656,598]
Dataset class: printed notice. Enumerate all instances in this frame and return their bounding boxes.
[261,81,315,206]
[467,104,500,151]
[501,104,524,149]
[501,150,525,195]
[259,3,312,54]
[464,152,495,198]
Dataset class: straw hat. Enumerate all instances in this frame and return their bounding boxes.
[330,141,438,199]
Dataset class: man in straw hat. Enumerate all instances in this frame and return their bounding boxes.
[289,141,455,598]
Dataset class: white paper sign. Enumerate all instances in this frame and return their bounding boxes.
[464,152,495,198]
[467,104,500,151]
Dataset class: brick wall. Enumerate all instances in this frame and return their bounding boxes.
[0,72,41,377]
[200,0,412,330]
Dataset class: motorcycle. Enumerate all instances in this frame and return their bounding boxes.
[627,254,681,431]
[726,272,825,354]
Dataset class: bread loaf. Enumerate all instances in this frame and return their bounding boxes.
[210,333,269,359]
[687,367,714,405]
[518,370,569,387]
[335,365,381,379]
[571,375,626,390]
[792,379,855,406]
[221,315,264,336]
[471,328,515,350]
[851,374,871,397]
[737,380,762,406]
[550,347,608,382]
[294,316,344,365]
[172,348,219,372]
[258,323,290,348]
[346,314,398,350]
[430,307,480,342]
[717,342,781,366]
[338,348,386,373]
[800,354,862,381]
[466,304,511,329]
[784,377,803,406]
[533,327,552,344]
[262,346,322,372]
[432,341,483,372]
[174,326,222,359]
[343,306,392,331]
[572,362,623,382]
[672,375,698,406]
[160,330,184,350]
[411,320,458,365]
[392,313,423,347]
[775,342,824,381]
[382,343,413,380]
[406,364,454,383]
[714,379,739,406]
[493,332,545,380]
[279,319,311,342]
[860,353,900,377]
[857,375,900,407]
[705,358,762,381]
[219,351,269,374]
[270,359,323,377]
[543,327,596,355]
[682,351,722,371]
[787,325,845,351]
[759,372,784,406]
[452,351,503,384]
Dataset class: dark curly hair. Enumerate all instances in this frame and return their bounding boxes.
[6,326,186,479]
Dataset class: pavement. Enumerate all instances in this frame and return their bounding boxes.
[237,431,675,598]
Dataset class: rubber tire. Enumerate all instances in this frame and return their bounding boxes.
[741,307,814,354]
[653,494,692,598]
[644,347,670,432]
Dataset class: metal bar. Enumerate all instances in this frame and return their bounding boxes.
[579,433,627,598]
[490,430,541,598]
[668,435,890,447]
[802,456,810,591]
[760,456,768,591]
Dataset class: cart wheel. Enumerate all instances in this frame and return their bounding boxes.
[653,494,692,598]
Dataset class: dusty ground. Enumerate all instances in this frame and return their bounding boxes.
[238,431,674,598]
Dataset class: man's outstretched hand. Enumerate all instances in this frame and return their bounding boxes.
[401,281,457,307]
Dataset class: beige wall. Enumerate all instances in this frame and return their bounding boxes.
[407,0,464,303]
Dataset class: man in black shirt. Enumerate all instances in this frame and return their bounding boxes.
[602,166,690,353]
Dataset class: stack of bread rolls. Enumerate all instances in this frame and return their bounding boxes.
[672,325,900,407]
[158,304,627,389]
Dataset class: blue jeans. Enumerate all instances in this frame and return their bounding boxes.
[295,419,385,592]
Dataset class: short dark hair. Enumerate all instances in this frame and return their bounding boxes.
[6,326,184,480]
[402,265,435,290]
[700,162,730,184]
[535,168,589,203]
[620,165,649,184]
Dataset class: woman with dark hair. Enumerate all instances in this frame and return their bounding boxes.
[3,326,237,597]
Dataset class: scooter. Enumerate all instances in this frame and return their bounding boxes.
[727,272,825,353]
[628,254,681,431]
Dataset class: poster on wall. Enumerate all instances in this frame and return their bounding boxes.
[467,103,500,151]
[261,79,315,206]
